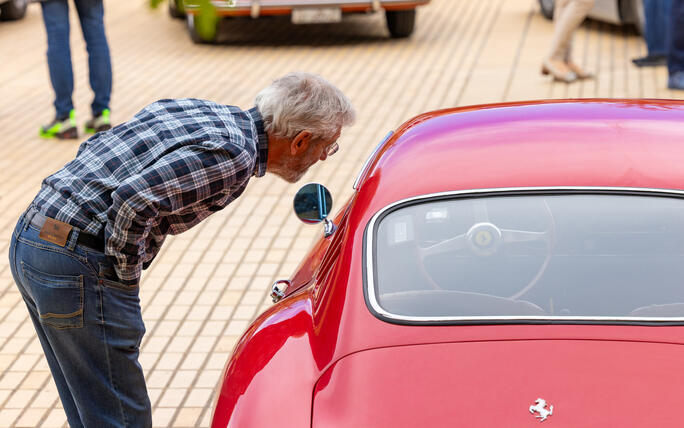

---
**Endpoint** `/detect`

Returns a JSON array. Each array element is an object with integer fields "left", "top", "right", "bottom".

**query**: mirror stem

[{"left": 324, "top": 218, "right": 336, "bottom": 237}]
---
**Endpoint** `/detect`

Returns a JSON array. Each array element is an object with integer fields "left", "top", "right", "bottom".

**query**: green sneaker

[
  {"left": 39, "top": 110, "right": 78, "bottom": 139},
  {"left": 85, "top": 109, "right": 111, "bottom": 134}
]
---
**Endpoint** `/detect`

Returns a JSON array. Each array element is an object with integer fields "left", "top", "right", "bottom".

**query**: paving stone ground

[{"left": 1, "top": 0, "right": 682, "bottom": 426}]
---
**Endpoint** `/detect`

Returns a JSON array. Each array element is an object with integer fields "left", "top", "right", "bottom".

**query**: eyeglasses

[{"left": 325, "top": 142, "right": 339, "bottom": 157}]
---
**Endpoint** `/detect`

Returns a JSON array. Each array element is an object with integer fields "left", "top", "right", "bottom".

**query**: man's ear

[{"left": 290, "top": 131, "right": 313, "bottom": 155}]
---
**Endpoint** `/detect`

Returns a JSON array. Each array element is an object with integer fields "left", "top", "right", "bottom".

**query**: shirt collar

[{"left": 247, "top": 107, "right": 268, "bottom": 178}]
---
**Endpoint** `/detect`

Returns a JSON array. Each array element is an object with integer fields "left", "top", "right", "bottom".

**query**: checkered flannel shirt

[{"left": 33, "top": 98, "right": 268, "bottom": 285}]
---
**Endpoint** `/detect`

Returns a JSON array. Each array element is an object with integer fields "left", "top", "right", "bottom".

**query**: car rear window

[{"left": 368, "top": 192, "right": 684, "bottom": 323}]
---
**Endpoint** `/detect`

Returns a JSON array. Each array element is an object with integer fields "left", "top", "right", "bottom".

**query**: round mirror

[{"left": 293, "top": 183, "right": 333, "bottom": 225}]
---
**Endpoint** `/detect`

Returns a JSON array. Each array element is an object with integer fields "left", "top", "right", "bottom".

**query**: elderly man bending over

[{"left": 7, "top": 72, "right": 355, "bottom": 428}]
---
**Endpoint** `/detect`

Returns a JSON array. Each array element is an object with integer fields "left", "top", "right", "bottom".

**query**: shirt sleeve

[{"left": 105, "top": 143, "right": 253, "bottom": 285}]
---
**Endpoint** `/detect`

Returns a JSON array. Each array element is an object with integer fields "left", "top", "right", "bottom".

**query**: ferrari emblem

[
  {"left": 529, "top": 398, "right": 553, "bottom": 422},
  {"left": 475, "top": 230, "right": 492, "bottom": 246}
]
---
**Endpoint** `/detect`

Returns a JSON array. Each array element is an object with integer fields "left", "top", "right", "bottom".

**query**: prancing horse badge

[{"left": 529, "top": 398, "right": 554, "bottom": 422}]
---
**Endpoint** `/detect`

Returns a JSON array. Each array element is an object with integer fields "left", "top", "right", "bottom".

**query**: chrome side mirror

[{"left": 293, "top": 183, "right": 335, "bottom": 237}]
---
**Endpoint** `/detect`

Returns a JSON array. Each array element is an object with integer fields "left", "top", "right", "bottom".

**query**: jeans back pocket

[{"left": 21, "top": 261, "right": 84, "bottom": 329}]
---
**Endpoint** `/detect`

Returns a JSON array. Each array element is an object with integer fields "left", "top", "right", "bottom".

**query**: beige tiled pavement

[{"left": 1, "top": 0, "right": 683, "bottom": 426}]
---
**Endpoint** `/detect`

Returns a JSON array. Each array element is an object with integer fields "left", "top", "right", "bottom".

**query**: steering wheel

[{"left": 416, "top": 199, "right": 556, "bottom": 299}]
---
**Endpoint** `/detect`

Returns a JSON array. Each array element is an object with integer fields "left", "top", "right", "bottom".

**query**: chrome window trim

[
  {"left": 353, "top": 131, "right": 393, "bottom": 190},
  {"left": 364, "top": 186, "right": 684, "bottom": 324}
]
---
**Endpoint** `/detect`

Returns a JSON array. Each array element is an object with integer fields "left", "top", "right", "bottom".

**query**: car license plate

[{"left": 291, "top": 7, "right": 342, "bottom": 24}]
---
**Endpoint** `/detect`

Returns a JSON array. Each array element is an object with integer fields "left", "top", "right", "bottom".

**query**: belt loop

[
  {"left": 17, "top": 206, "right": 29, "bottom": 229},
  {"left": 23, "top": 206, "right": 37, "bottom": 231},
  {"left": 66, "top": 228, "right": 79, "bottom": 251}
]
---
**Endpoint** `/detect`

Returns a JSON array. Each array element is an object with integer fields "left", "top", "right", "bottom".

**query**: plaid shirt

[{"left": 33, "top": 98, "right": 268, "bottom": 285}]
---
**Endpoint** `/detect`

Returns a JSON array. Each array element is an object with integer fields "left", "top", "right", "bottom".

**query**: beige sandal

[
  {"left": 541, "top": 59, "right": 577, "bottom": 83},
  {"left": 567, "top": 62, "right": 594, "bottom": 80}
]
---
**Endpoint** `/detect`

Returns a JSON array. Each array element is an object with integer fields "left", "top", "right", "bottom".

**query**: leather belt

[{"left": 28, "top": 209, "right": 105, "bottom": 252}]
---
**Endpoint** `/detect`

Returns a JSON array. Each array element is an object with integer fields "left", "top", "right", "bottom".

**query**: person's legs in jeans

[
  {"left": 40, "top": 0, "right": 78, "bottom": 138},
  {"left": 634, "top": 0, "right": 671, "bottom": 66},
  {"left": 74, "top": 0, "right": 111, "bottom": 119},
  {"left": 8, "top": 216, "right": 83, "bottom": 426},
  {"left": 645, "top": 0, "right": 670, "bottom": 56},
  {"left": 668, "top": 0, "right": 684, "bottom": 88},
  {"left": 9, "top": 217, "right": 151, "bottom": 427},
  {"left": 41, "top": 0, "right": 73, "bottom": 119}
]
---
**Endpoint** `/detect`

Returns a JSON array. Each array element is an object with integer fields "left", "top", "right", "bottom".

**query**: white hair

[{"left": 255, "top": 72, "right": 356, "bottom": 140}]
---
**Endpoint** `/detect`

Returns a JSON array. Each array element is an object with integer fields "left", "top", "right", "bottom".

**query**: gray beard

[{"left": 273, "top": 156, "right": 310, "bottom": 183}]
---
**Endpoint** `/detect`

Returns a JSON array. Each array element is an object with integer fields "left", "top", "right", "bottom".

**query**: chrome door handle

[{"left": 271, "top": 279, "right": 291, "bottom": 303}]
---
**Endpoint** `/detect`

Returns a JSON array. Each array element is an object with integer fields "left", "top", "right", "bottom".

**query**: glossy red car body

[{"left": 211, "top": 99, "right": 684, "bottom": 428}]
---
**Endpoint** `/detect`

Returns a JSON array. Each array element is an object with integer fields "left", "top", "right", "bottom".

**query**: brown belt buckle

[{"left": 39, "top": 217, "right": 73, "bottom": 247}]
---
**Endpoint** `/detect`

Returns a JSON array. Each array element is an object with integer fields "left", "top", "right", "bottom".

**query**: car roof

[
  {"left": 357, "top": 99, "right": 684, "bottom": 211},
  {"left": 318, "top": 100, "right": 684, "bottom": 362}
]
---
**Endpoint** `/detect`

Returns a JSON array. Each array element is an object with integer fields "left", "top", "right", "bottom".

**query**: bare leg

[
  {"left": 544, "top": 0, "right": 595, "bottom": 81},
  {"left": 562, "top": 0, "right": 596, "bottom": 78}
]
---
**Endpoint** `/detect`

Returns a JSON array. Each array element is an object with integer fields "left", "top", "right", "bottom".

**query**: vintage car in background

[
  {"left": 211, "top": 99, "right": 684, "bottom": 427},
  {"left": 539, "top": 0, "right": 644, "bottom": 34},
  {"left": 169, "top": 0, "right": 430, "bottom": 43},
  {"left": 0, "top": 0, "right": 27, "bottom": 20}
]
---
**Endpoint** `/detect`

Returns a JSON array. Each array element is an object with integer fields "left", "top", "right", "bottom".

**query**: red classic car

[
  {"left": 211, "top": 99, "right": 684, "bottom": 427},
  {"left": 169, "top": 0, "right": 430, "bottom": 43}
]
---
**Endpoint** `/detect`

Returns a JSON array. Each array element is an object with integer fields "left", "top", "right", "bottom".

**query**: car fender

[{"left": 211, "top": 291, "right": 319, "bottom": 428}]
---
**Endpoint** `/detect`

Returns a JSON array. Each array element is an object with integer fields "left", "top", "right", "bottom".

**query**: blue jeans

[
  {"left": 643, "top": 0, "right": 671, "bottom": 56},
  {"left": 8, "top": 208, "right": 151, "bottom": 428},
  {"left": 41, "top": 0, "right": 112, "bottom": 118},
  {"left": 669, "top": 0, "right": 684, "bottom": 74}
]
